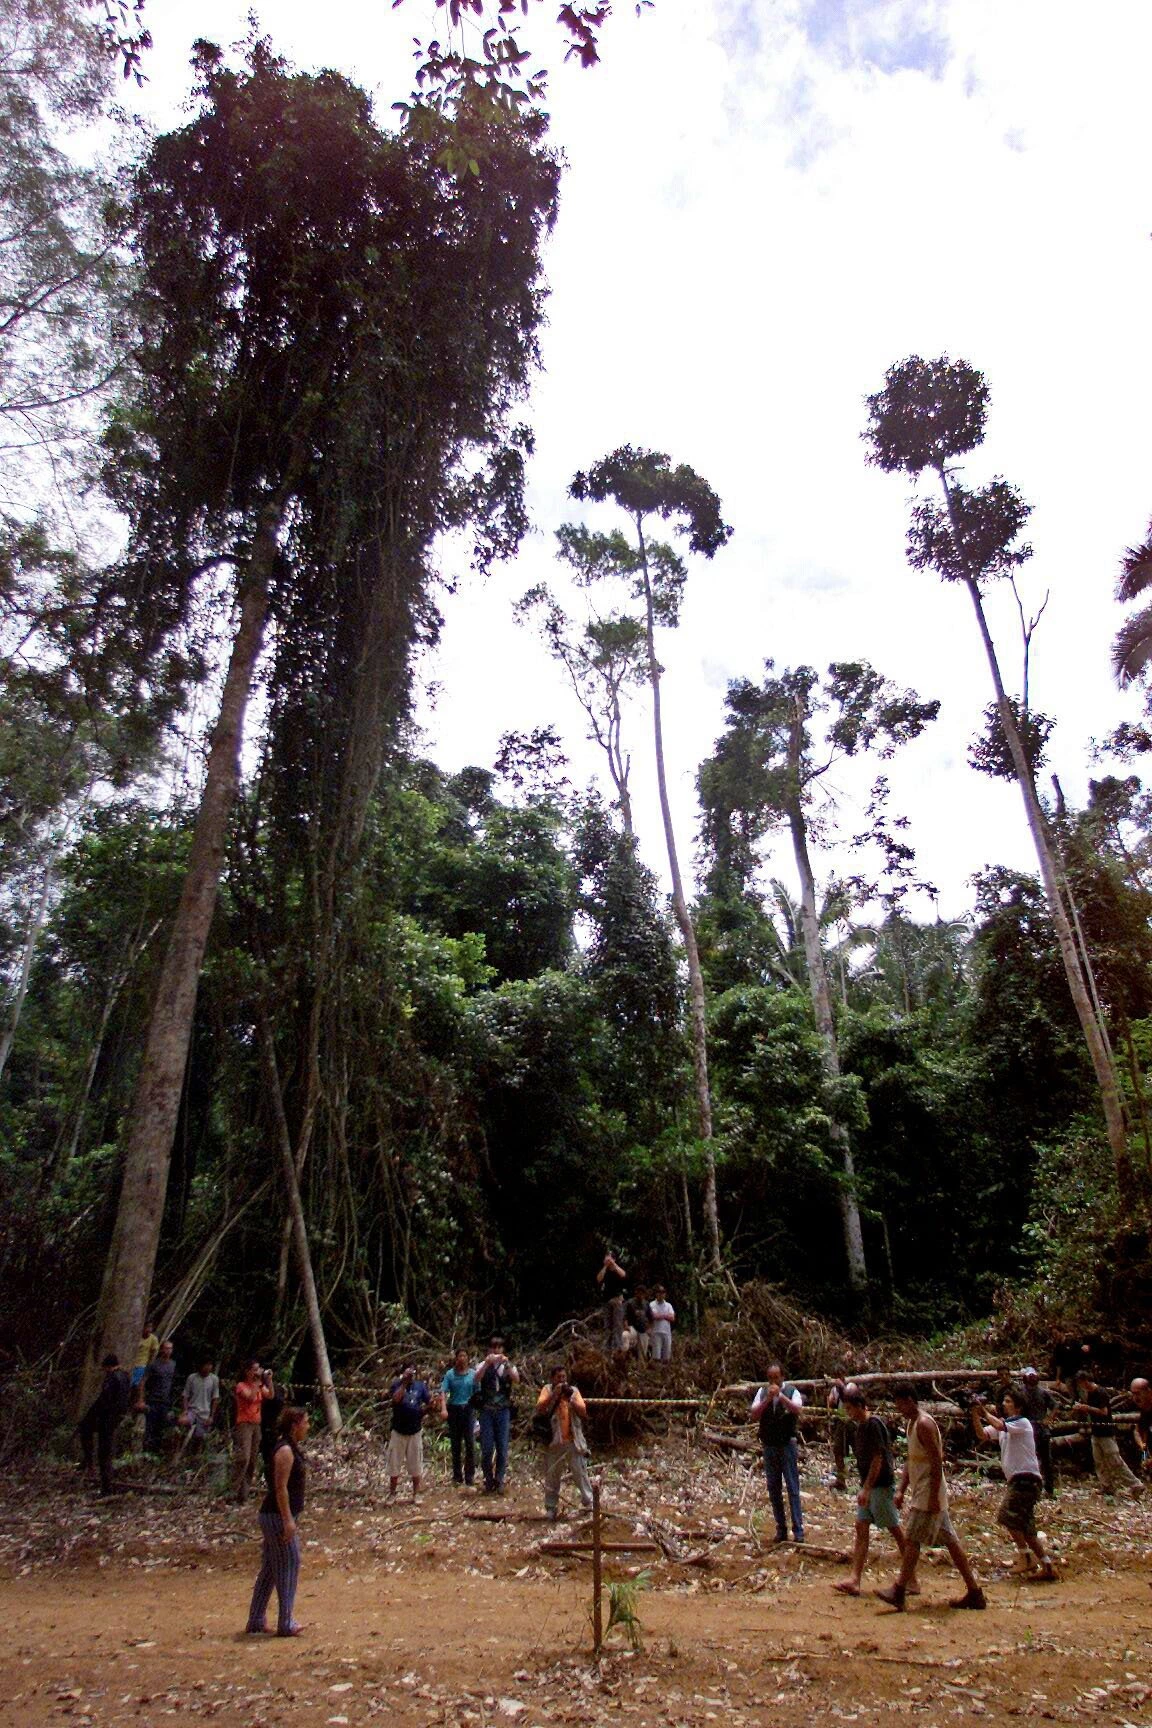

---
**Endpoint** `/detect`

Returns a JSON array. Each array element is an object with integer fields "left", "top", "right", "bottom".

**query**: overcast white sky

[{"left": 127, "top": 0, "right": 1152, "bottom": 919}]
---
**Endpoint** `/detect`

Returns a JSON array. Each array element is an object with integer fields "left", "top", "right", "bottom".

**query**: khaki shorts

[
  {"left": 387, "top": 1429, "right": 423, "bottom": 1479},
  {"left": 903, "top": 1506, "right": 955, "bottom": 1547},
  {"left": 998, "top": 1474, "right": 1042, "bottom": 1534}
]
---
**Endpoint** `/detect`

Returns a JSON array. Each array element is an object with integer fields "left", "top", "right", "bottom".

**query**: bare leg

[
  {"left": 896, "top": 1536, "right": 920, "bottom": 1589},
  {"left": 835, "top": 1522, "right": 870, "bottom": 1593},
  {"left": 893, "top": 1527, "right": 919, "bottom": 1592},
  {"left": 943, "top": 1532, "right": 980, "bottom": 1593}
]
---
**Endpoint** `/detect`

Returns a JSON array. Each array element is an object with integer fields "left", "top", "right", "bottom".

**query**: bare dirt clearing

[{"left": 3, "top": 1440, "right": 1152, "bottom": 1727}]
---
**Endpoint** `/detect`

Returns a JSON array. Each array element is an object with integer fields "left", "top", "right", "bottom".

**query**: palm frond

[
  {"left": 1113, "top": 600, "right": 1152, "bottom": 685},
  {"left": 1117, "top": 534, "right": 1152, "bottom": 604}
]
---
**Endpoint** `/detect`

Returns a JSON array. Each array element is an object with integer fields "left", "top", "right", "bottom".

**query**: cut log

[{"left": 718, "top": 1370, "right": 1045, "bottom": 1397}]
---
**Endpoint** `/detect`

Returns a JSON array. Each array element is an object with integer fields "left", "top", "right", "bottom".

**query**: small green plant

[{"left": 603, "top": 1570, "right": 651, "bottom": 1651}]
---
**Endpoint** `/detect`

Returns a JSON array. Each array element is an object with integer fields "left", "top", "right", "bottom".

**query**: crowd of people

[
  {"left": 79, "top": 1325, "right": 285, "bottom": 1500},
  {"left": 597, "top": 1253, "right": 677, "bottom": 1360},
  {"left": 75, "top": 1303, "right": 1152, "bottom": 1640},
  {"left": 805, "top": 1361, "right": 1151, "bottom": 1610}
]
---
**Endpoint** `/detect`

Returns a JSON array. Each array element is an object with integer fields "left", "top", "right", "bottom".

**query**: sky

[{"left": 124, "top": 0, "right": 1152, "bottom": 920}]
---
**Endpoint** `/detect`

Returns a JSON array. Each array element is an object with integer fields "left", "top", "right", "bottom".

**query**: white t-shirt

[
  {"left": 984, "top": 1415, "right": 1040, "bottom": 1480},
  {"left": 647, "top": 1300, "right": 675, "bottom": 1338}
]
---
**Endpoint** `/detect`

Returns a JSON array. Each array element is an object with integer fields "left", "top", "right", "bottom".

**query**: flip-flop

[{"left": 832, "top": 1581, "right": 861, "bottom": 1595}]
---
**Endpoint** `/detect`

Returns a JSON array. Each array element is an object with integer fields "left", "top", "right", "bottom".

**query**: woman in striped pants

[{"left": 246, "top": 1406, "right": 309, "bottom": 1636}]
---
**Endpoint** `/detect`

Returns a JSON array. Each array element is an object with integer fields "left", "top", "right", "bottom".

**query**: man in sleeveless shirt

[
  {"left": 750, "top": 1365, "right": 805, "bottom": 1543},
  {"left": 875, "top": 1383, "right": 984, "bottom": 1611}
]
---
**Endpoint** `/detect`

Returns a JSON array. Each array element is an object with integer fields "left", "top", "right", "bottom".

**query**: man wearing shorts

[
  {"left": 876, "top": 1383, "right": 984, "bottom": 1612},
  {"left": 833, "top": 1387, "right": 916, "bottom": 1597},
  {"left": 970, "top": 1387, "right": 1055, "bottom": 1579},
  {"left": 388, "top": 1364, "right": 432, "bottom": 1501}
]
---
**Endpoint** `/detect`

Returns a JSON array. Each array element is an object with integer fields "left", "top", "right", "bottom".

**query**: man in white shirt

[
  {"left": 970, "top": 1388, "right": 1056, "bottom": 1579},
  {"left": 647, "top": 1286, "right": 675, "bottom": 1363},
  {"left": 750, "top": 1366, "right": 804, "bottom": 1543}
]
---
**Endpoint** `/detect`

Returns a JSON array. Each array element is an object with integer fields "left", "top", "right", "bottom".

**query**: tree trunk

[
  {"left": 939, "top": 471, "right": 1136, "bottom": 1206},
  {"left": 0, "top": 858, "right": 53, "bottom": 1085},
  {"left": 261, "top": 1019, "right": 343, "bottom": 1434},
  {"left": 50, "top": 917, "right": 162, "bottom": 1183},
  {"left": 636, "top": 519, "right": 721, "bottom": 1273},
  {"left": 607, "top": 686, "right": 634, "bottom": 839},
  {"left": 786, "top": 706, "right": 868, "bottom": 1294},
  {"left": 81, "top": 499, "right": 286, "bottom": 1410}
]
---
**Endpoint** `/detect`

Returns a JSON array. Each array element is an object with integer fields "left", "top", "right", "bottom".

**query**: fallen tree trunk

[{"left": 719, "top": 1370, "right": 1048, "bottom": 1397}]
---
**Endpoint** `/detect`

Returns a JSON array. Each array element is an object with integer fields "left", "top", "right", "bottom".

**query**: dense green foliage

[
  {"left": 5, "top": 731, "right": 1151, "bottom": 1367},
  {"left": 3, "top": 24, "right": 1152, "bottom": 1391}
]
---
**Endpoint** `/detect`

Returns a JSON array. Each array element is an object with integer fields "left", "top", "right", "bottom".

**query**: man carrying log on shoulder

[
  {"left": 1073, "top": 1367, "right": 1144, "bottom": 1498},
  {"left": 875, "top": 1383, "right": 985, "bottom": 1613},
  {"left": 832, "top": 1386, "right": 917, "bottom": 1598}
]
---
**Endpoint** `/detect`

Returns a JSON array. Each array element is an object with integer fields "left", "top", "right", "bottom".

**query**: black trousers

[
  {"left": 78, "top": 1409, "right": 118, "bottom": 1493},
  {"left": 447, "top": 1405, "right": 475, "bottom": 1484}
]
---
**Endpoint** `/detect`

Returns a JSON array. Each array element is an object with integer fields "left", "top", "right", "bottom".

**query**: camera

[{"left": 953, "top": 1386, "right": 988, "bottom": 1410}]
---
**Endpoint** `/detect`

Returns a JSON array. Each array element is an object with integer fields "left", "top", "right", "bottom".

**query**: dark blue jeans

[
  {"left": 479, "top": 1405, "right": 511, "bottom": 1490},
  {"left": 762, "top": 1439, "right": 804, "bottom": 1541}
]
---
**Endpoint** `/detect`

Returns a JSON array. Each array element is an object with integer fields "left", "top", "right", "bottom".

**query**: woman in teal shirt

[{"left": 440, "top": 1348, "right": 477, "bottom": 1486}]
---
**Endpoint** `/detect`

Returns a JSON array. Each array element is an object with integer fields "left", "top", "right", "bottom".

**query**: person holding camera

[
  {"left": 969, "top": 1386, "right": 1056, "bottom": 1580},
  {"left": 536, "top": 1364, "right": 594, "bottom": 1521},
  {"left": 233, "top": 1359, "right": 275, "bottom": 1503},
  {"left": 388, "top": 1363, "right": 432, "bottom": 1501},
  {"left": 474, "top": 1336, "right": 520, "bottom": 1495},
  {"left": 750, "top": 1365, "right": 805, "bottom": 1544}
]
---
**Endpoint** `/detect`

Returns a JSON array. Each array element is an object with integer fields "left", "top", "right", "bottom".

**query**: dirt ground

[{"left": 3, "top": 1431, "right": 1152, "bottom": 1728}]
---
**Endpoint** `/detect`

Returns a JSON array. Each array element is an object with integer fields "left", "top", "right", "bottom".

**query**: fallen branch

[
  {"left": 539, "top": 1539, "right": 660, "bottom": 1554},
  {"left": 703, "top": 1426, "right": 758, "bottom": 1454}
]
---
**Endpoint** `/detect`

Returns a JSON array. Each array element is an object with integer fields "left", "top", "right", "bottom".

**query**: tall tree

[
  {"left": 0, "top": 0, "right": 120, "bottom": 498},
  {"left": 562, "top": 447, "right": 732, "bottom": 1272},
  {"left": 865, "top": 355, "right": 1136, "bottom": 1206},
  {"left": 699, "top": 660, "right": 938, "bottom": 1294},
  {"left": 85, "top": 41, "right": 559, "bottom": 1407}
]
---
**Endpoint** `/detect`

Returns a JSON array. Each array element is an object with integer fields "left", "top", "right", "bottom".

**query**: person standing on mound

[
  {"left": 246, "top": 1406, "right": 308, "bottom": 1637},
  {"left": 875, "top": 1383, "right": 985, "bottom": 1612},
  {"left": 832, "top": 1387, "right": 916, "bottom": 1598}
]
